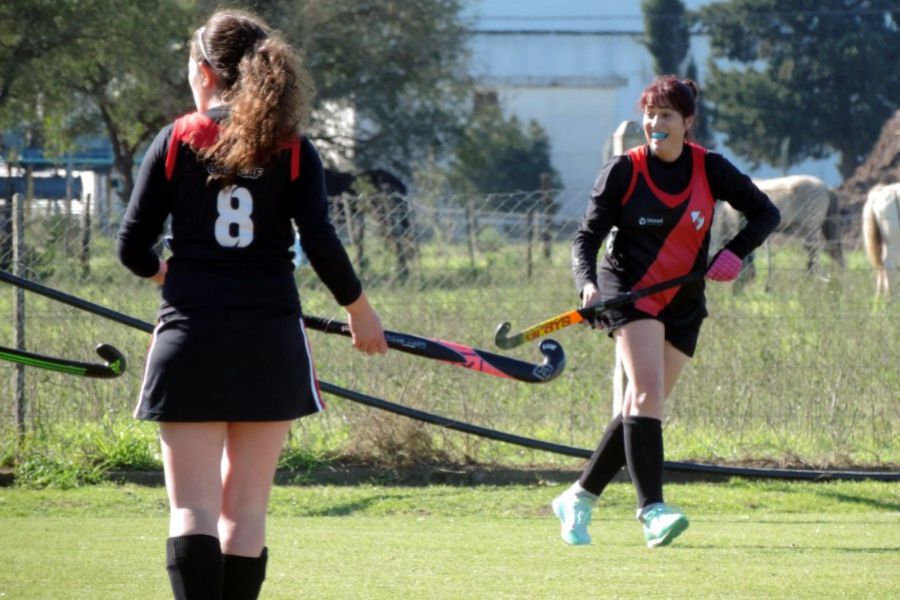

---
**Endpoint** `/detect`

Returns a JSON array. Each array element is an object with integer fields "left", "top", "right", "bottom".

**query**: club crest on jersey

[{"left": 690, "top": 210, "right": 705, "bottom": 231}]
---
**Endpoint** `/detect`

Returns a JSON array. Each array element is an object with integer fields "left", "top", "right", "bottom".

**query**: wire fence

[{"left": 0, "top": 186, "right": 896, "bottom": 468}]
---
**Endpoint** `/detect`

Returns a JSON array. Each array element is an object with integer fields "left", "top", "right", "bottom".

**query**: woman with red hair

[{"left": 553, "top": 75, "right": 779, "bottom": 548}]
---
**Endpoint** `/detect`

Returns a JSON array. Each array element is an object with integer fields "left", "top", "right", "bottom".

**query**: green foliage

[
  {"left": 684, "top": 57, "right": 716, "bottom": 149},
  {"left": 3, "top": 0, "right": 474, "bottom": 191},
  {"left": 215, "top": 0, "right": 473, "bottom": 175},
  {"left": 1, "top": 0, "right": 194, "bottom": 201},
  {"left": 447, "top": 102, "right": 562, "bottom": 208},
  {"left": 696, "top": 0, "right": 900, "bottom": 177},
  {"left": 642, "top": 0, "right": 690, "bottom": 75},
  {"left": 9, "top": 421, "right": 160, "bottom": 488},
  {"left": 89, "top": 419, "right": 160, "bottom": 471}
]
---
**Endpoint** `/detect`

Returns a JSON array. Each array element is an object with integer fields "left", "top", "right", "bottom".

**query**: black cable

[{"left": 319, "top": 381, "right": 900, "bottom": 483}]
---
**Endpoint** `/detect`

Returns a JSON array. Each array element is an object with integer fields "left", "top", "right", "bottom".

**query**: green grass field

[{"left": 1, "top": 480, "right": 898, "bottom": 599}]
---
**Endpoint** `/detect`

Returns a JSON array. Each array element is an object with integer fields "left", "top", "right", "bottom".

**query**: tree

[
  {"left": 4, "top": 0, "right": 473, "bottom": 200},
  {"left": 641, "top": 0, "right": 714, "bottom": 148},
  {"left": 65, "top": 2, "right": 192, "bottom": 200},
  {"left": 245, "top": 0, "right": 473, "bottom": 176},
  {"left": 2, "top": 0, "right": 193, "bottom": 203},
  {"left": 696, "top": 0, "right": 900, "bottom": 178},
  {"left": 642, "top": 0, "right": 690, "bottom": 75},
  {"left": 0, "top": 1, "right": 101, "bottom": 111},
  {"left": 683, "top": 56, "right": 715, "bottom": 149},
  {"left": 447, "top": 99, "right": 561, "bottom": 211}
]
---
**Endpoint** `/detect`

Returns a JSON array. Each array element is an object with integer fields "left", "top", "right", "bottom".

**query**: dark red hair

[{"left": 639, "top": 75, "right": 699, "bottom": 118}]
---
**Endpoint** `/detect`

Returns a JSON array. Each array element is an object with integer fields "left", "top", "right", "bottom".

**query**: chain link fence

[{"left": 0, "top": 184, "right": 896, "bottom": 467}]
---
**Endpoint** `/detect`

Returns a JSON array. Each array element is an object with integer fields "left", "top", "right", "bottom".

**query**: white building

[{"left": 464, "top": 0, "right": 841, "bottom": 216}]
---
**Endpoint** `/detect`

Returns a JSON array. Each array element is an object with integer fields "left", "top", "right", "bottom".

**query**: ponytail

[{"left": 191, "top": 10, "right": 315, "bottom": 180}]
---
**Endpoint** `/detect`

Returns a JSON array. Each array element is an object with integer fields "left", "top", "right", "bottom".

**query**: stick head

[
  {"left": 532, "top": 338, "right": 566, "bottom": 382},
  {"left": 94, "top": 344, "right": 126, "bottom": 377},
  {"left": 494, "top": 321, "right": 519, "bottom": 350}
]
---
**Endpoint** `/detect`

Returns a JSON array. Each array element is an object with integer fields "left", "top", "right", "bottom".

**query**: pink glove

[{"left": 706, "top": 249, "right": 743, "bottom": 282}]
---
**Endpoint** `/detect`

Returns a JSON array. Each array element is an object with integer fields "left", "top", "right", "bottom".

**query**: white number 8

[{"left": 215, "top": 185, "right": 254, "bottom": 248}]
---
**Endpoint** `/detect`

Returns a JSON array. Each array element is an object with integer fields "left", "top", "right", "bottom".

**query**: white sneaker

[{"left": 552, "top": 493, "right": 593, "bottom": 545}]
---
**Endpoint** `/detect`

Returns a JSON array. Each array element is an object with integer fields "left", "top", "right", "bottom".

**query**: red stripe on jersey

[
  {"left": 620, "top": 149, "right": 642, "bottom": 207},
  {"left": 627, "top": 143, "right": 714, "bottom": 315},
  {"left": 165, "top": 112, "right": 302, "bottom": 181},
  {"left": 165, "top": 112, "right": 219, "bottom": 181},
  {"left": 283, "top": 137, "right": 301, "bottom": 181}
]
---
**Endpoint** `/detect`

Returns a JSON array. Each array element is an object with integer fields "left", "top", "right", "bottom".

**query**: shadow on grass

[
  {"left": 810, "top": 489, "right": 900, "bottom": 512},
  {"left": 680, "top": 542, "right": 900, "bottom": 554},
  {"left": 303, "top": 494, "right": 417, "bottom": 517}
]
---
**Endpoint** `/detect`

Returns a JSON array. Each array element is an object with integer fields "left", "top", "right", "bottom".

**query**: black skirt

[{"left": 135, "top": 310, "right": 324, "bottom": 422}]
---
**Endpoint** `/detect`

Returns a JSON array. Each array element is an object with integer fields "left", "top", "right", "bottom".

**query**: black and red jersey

[
  {"left": 573, "top": 143, "right": 780, "bottom": 323},
  {"left": 117, "top": 107, "right": 361, "bottom": 317}
]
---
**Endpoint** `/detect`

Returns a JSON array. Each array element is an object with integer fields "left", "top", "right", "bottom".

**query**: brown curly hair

[{"left": 190, "top": 10, "right": 315, "bottom": 179}]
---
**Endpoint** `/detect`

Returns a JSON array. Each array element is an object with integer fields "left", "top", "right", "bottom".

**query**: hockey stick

[
  {"left": 0, "top": 343, "right": 126, "bottom": 379},
  {"left": 494, "top": 272, "right": 704, "bottom": 349},
  {"left": 304, "top": 316, "right": 564, "bottom": 383},
  {"left": 0, "top": 269, "right": 565, "bottom": 383}
]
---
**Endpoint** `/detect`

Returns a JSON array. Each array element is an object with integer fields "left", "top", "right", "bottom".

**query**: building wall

[{"left": 466, "top": 0, "right": 841, "bottom": 216}]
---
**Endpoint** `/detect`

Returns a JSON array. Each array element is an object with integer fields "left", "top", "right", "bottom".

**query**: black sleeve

[
  {"left": 292, "top": 138, "right": 362, "bottom": 306},
  {"left": 706, "top": 153, "right": 781, "bottom": 259},
  {"left": 116, "top": 125, "right": 173, "bottom": 278},
  {"left": 572, "top": 155, "right": 632, "bottom": 294}
]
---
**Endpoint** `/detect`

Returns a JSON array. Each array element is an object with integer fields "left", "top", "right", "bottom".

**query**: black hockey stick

[
  {"left": 0, "top": 269, "right": 155, "bottom": 333},
  {"left": 0, "top": 269, "right": 565, "bottom": 383},
  {"left": 0, "top": 343, "right": 126, "bottom": 379},
  {"left": 304, "top": 316, "right": 564, "bottom": 383},
  {"left": 494, "top": 272, "right": 704, "bottom": 349}
]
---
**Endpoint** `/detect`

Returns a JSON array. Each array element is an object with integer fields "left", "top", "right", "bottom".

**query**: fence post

[
  {"left": 1, "top": 161, "right": 15, "bottom": 270},
  {"left": 540, "top": 173, "right": 552, "bottom": 260},
  {"left": 465, "top": 199, "right": 477, "bottom": 270},
  {"left": 80, "top": 192, "right": 92, "bottom": 276},
  {"left": 12, "top": 192, "right": 27, "bottom": 441},
  {"left": 527, "top": 208, "right": 536, "bottom": 279},
  {"left": 97, "top": 172, "right": 110, "bottom": 232},
  {"left": 339, "top": 195, "right": 364, "bottom": 274},
  {"left": 608, "top": 121, "right": 643, "bottom": 414}
]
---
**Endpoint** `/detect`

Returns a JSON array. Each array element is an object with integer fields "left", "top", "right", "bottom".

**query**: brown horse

[
  {"left": 712, "top": 175, "right": 844, "bottom": 288},
  {"left": 862, "top": 182, "right": 900, "bottom": 299}
]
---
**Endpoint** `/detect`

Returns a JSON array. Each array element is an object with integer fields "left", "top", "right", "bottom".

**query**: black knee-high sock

[
  {"left": 166, "top": 534, "right": 223, "bottom": 600},
  {"left": 578, "top": 414, "right": 626, "bottom": 495},
  {"left": 623, "top": 416, "right": 664, "bottom": 509},
  {"left": 222, "top": 548, "right": 268, "bottom": 600}
]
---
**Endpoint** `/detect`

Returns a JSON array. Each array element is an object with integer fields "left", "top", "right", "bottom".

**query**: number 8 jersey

[{"left": 117, "top": 107, "right": 361, "bottom": 318}]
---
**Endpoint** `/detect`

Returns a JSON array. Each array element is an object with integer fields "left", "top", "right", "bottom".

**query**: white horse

[{"left": 862, "top": 182, "right": 900, "bottom": 299}]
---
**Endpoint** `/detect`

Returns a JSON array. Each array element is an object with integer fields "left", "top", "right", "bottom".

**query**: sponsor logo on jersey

[
  {"left": 207, "top": 165, "right": 265, "bottom": 179},
  {"left": 690, "top": 210, "right": 705, "bottom": 231},
  {"left": 638, "top": 216, "right": 664, "bottom": 226}
]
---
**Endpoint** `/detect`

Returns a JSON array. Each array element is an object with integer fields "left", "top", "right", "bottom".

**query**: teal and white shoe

[
  {"left": 638, "top": 503, "right": 689, "bottom": 548},
  {"left": 552, "top": 493, "right": 593, "bottom": 546}
]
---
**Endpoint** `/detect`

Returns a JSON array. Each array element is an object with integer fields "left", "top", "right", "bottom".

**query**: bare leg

[
  {"left": 218, "top": 421, "right": 292, "bottom": 557},
  {"left": 160, "top": 422, "right": 228, "bottom": 599},
  {"left": 160, "top": 422, "right": 228, "bottom": 537}
]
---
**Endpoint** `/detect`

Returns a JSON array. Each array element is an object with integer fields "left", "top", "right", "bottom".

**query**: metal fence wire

[{"left": 0, "top": 186, "right": 896, "bottom": 468}]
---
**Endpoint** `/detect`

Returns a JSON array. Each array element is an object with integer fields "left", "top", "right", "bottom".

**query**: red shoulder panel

[
  {"left": 164, "top": 112, "right": 219, "bottom": 181},
  {"left": 165, "top": 114, "right": 301, "bottom": 182},
  {"left": 621, "top": 146, "right": 646, "bottom": 207}
]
